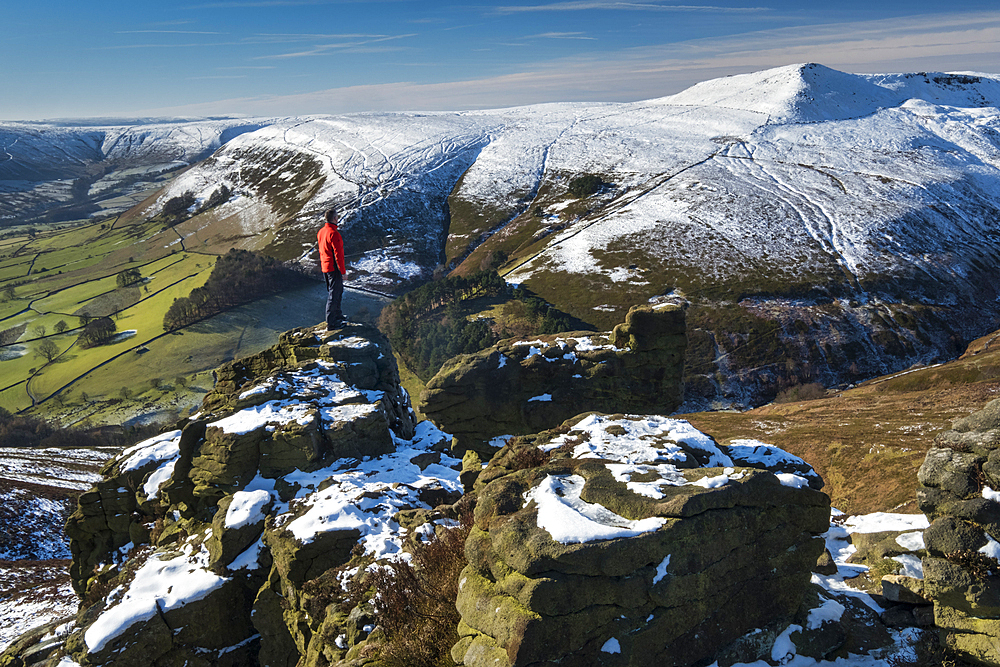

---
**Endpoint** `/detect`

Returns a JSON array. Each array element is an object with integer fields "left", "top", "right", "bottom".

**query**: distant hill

[{"left": 5, "top": 63, "right": 1000, "bottom": 407}]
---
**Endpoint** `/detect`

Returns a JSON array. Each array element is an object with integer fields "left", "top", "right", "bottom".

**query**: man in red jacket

[{"left": 318, "top": 208, "right": 346, "bottom": 329}]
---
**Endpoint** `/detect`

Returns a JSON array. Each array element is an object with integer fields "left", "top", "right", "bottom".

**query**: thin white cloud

[
  {"left": 116, "top": 30, "right": 226, "bottom": 35},
  {"left": 255, "top": 33, "right": 417, "bottom": 58},
  {"left": 188, "top": 75, "right": 249, "bottom": 79},
  {"left": 97, "top": 41, "right": 244, "bottom": 49},
  {"left": 494, "top": 1, "right": 772, "bottom": 14},
  {"left": 134, "top": 10, "right": 1000, "bottom": 118},
  {"left": 528, "top": 32, "right": 597, "bottom": 40},
  {"left": 249, "top": 33, "right": 388, "bottom": 40}
]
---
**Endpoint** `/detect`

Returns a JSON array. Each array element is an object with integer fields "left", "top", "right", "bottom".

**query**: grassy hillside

[
  {"left": 0, "top": 218, "right": 217, "bottom": 414},
  {"left": 0, "top": 211, "right": 385, "bottom": 426},
  {"left": 680, "top": 331, "right": 1000, "bottom": 515}
]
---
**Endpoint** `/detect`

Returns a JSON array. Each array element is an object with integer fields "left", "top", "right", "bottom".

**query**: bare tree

[{"left": 36, "top": 339, "right": 59, "bottom": 362}]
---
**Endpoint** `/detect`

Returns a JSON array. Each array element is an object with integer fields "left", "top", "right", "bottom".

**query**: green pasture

[
  {"left": 0, "top": 256, "right": 35, "bottom": 282},
  {"left": 0, "top": 297, "right": 30, "bottom": 322},
  {"left": 0, "top": 235, "right": 30, "bottom": 251},
  {"left": 2, "top": 251, "right": 210, "bottom": 333},
  {"left": 1, "top": 210, "right": 388, "bottom": 425},
  {"left": 25, "top": 261, "right": 214, "bottom": 403},
  {"left": 0, "top": 251, "right": 215, "bottom": 413},
  {"left": 57, "top": 280, "right": 330, "bottom": 404},
  {"left": 0, "top": 334, "right": 78, "bottom": 412}
]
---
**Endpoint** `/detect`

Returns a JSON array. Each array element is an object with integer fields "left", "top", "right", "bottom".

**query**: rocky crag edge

[{"left": 0, "top": 306, "right": 974, "bottom": 667}]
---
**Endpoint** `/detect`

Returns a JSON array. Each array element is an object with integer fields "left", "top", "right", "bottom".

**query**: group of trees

[
  {"left": 116, "top": 267, "right": 142, "bottom": 288},
  {"left": 74, "top": 287, "right": 141, "bottom": 320},
  {"left": 160, "top": 185, "right": 231, "bottom": 227},
  {"left": 568, "top": 174, "right": 607, "bottom": 198},
  {"left": 161, "top": 192, "right": 196, "bottom": 222},
  {"left": 378, "top": 271, "right": 508, "bottom": 380},
  {"left": 377, "top": 270, "right": 577, "bottom": 382},
  {"left": 0, "top": 407, "right": 105, "bottom": 448},
  {"left": 163, "top": 249, "right": 309, "bottom": 331},
  {"left": 77, "top": 317, "right": 117, "bottom": 348},
  {"left": 0, "top": 407, "right": 161, "bottom": 449},
  {"left": 0, "top": 323, "right": 26, "bottom": 346}
]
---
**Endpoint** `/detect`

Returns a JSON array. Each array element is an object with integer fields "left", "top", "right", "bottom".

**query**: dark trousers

[{"left": 324, "top": 270, "right": 344, "bottom": 327}]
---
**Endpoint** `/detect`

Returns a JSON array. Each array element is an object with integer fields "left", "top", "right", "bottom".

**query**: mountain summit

[
  {"left": 660, "top": 63, "right": 903, "bottom": 123},
  {"left": 4, "top": 63, "right": 1000, "bottom": 406}
]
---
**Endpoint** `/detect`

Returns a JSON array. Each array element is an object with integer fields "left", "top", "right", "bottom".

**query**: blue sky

[{"left": 4, "top": 1, "right": 1000, "bottom": 120}]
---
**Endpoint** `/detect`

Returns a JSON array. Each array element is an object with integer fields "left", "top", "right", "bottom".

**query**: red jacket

[{"left": 317, "top": 222, "right": 345, "bottom": 274}]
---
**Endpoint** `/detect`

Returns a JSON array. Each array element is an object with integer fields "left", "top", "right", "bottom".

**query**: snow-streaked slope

[
  {"left": 0, "top": 118, "right": 270, "bottom": 181},
  {"left": 503, "top": 64, "right": 1000, "bottom": 293},
  {"left": 659, "top": 63, "right": 901, "bottom": 123},
  {"left": 6, "top": 63, "right": 1000, "bottom": 400},
  {"left": 0, "top": 118, "right": 272, "bottom": 222}
]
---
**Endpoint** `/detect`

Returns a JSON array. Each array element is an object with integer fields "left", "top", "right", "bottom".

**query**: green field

[
  {"left": 1, "top": 217, "right": 388, "bottom": 427},
  {"left": 0, "top": 217, "right": 220, "bottom": 415}
]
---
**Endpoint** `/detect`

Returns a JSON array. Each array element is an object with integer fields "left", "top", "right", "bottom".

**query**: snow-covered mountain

[
  {"left": 6, "top": 63, "right": 1000, "bottom": 404},
  {"left": 0, "top": 118, "right": 270, "bottom": 223}
]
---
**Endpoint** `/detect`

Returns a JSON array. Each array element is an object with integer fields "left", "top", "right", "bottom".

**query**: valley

[
  {"left": 0, "top": 217, "right": 387, "bottom": 426},
  {"left": 6, "top": 65, "right": 1000, "bottom": 412},
  {"left": 3, "top": 62, "right": 1000, "bottom": 665}
]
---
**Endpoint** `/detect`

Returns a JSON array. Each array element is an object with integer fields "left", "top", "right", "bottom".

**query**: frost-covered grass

[
  {"left": 0, "top": 447, "right": 113, "bottom": 494},
  {"left": 0, "top": 562, "right": 76, "bottom": 652}
]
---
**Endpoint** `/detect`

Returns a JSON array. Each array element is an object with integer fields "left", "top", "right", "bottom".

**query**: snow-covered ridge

[
  {"left": 0, "top": 117, "right": 274, "bottom": 179},
  {"left": 7, "top": 63, "right": 1000, "bottom": 402},
  {"left": 657, "top": 63, "right": 1000, "bottom": 124}
]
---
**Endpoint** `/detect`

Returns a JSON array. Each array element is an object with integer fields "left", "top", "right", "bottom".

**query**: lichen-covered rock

[
  {"left": 419, "top": 304, "right": 686, "bottom": 453},
  {"left": 453, "top": 413, "right": 830, "bottom": 667},
  {"left": 915, "top": 399, "right": 1000, "bottom": 666},
  {"left": 43, "top": 324, "right": 464, "bottom": 667}
]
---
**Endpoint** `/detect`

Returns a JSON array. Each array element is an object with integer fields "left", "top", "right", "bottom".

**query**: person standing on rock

[{"left": 318, "top": 208, "right": 347, "bottom": 329}]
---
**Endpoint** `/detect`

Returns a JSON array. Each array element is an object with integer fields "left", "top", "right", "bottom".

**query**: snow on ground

[
  {"left": 0, "top": 488, "right": 73, "bottom": 561},
  {"left": 0, "top": 345, "right": 27, "bottom": 361},
  {"left": 0, "top": 445, "right": 119, "bottom": 651},
  {"left": 0, "top": 566, "right": 76, "bottom": 652},
  {"left": 8, "top": 64, "right": 1000, "bottom": 298},
  {"left": 77, "top": 418, "right": 461, "bottom": 654},
  {"left": 711, "top": 511, "right": 930, "bottom": 667},
  {"left": 526, "top": 473, "right": 666, "bottom": 543},
  {"left": 0, "top": 446, "right": 115, "bottom": 491},
  {"left": 83, "top": 541, "right": 227, "bottom": 653},
  {"left": 268, "top": 423, "right": 461, "bottom": 560}
]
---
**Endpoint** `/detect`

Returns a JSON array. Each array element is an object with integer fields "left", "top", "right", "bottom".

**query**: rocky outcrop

[
  {"left": 4, "top": 317, "right": 865, "bottom": 667},
  {"left": 419, "top": 304, "right": 686, "bottom": 453},
  {"left": 38, "top": 323, "right": 465, "bottom": 667},
  {"left": 916, "top": 398, "right": 1000, "bottom": 666},
  {"left": 453, "top": 413, "right": 831, "bottom": 667}
]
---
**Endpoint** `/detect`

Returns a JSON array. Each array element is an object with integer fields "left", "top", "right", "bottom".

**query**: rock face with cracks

[
  {"left": 25, "top": 323, "right": 466, "bottom": 667},
  {"left": 3, "top": 317, "right": 848, "bottom": 667},
  {"left": 418, "top": 304, "right": 686, "bottom": 453},
  {"left": 916, "top": 397, "right": 1000, "bottom": 666},
  {"left": 452, "top": 412, "right": 831, "bottom": 667}
]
